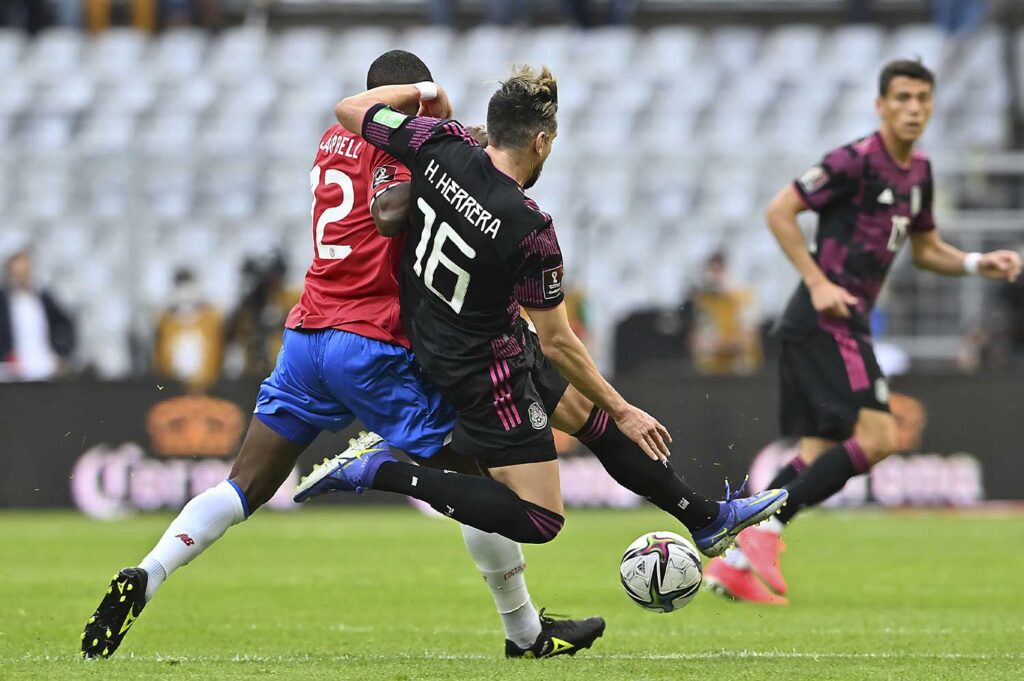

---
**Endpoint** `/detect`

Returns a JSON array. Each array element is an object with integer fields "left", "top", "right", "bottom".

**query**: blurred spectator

[
  {"left": 85, "top": 0, "right": 156, "bottom": 31},
  {"left": 154, "top": 268, "right": 224, "bottom": 390},
  {"left": 0, "top": 0, "right": 52, "bottom": 32},
  {"left": 846, "top": 0, "right": 871, "bottom": 22},
  {"left": 931, "top": 0, "right": 988, "bottom": 34},
  {"left": 161, "top": 0, "right": 222, "bottom": 30},
  {"left": 685, "top": 251, "right": 762, "bottom": 376},
  {"left": 225, "top": 253, "right": 299, "bottom": 379},
  {"left": 51, "top": 0, "right": 81, "bottom": 27},
  {"left": 428, "top": 0, "right": 631, "bottom": 27},
  {"left": 0, "top": 250, "right": 75, "bottom": 381}
]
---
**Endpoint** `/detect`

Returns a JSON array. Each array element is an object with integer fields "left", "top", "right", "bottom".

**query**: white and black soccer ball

[{"left": 619, "top": 531, "right": 703, "bottom": 613}]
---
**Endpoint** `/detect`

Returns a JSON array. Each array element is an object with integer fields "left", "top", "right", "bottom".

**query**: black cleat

[
  {"left": 504, "top": 609, "right": 606, "bottom": 659},
  {"left": 81, "top": 567, "right": 148, "bottom": 659}
]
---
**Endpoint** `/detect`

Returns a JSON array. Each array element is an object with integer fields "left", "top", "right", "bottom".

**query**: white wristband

[
  {"left": 413, "top": 81, "right": 438, "bottom": 102},
  {"left": 963, "top": 252, "right": 982, "bottom": 276}
]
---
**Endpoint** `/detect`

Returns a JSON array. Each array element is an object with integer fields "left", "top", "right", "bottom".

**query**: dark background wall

[{"left": 1, "top": 371, "right": 1020, "bottom": 511}]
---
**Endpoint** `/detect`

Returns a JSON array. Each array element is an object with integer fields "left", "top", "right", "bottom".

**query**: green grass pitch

[{"left": 1, "top": 507, "right": 1022, "bottom": 680}]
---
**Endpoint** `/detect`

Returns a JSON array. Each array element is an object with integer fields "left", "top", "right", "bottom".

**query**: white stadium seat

[{"left": 0, "top": 24, "right": 1012, "bottom": 376}]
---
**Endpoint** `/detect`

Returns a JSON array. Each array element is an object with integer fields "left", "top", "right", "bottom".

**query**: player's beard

[{"left": 523, "top": 160, "right": 544, "bottom": 189}]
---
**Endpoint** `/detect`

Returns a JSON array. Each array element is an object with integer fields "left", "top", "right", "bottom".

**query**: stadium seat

[{"left": 0, "top": 24, "right": 1012, "bottom": 377}]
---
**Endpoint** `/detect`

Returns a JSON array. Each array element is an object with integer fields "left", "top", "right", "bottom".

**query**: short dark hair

[
  {"left": 879, "top": 59, "right": 935, "bottom": 96},
  {"left": 366, "top": 50, "right": 432, "bottom": 90},
  {"left": 486, "top": 65, "right": 558, "bottom": 150}
]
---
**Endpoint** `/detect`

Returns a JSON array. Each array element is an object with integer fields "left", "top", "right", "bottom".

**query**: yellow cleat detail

[
  {"left": 126, "top": 584, "right": 133, "bottom": 591},
  {"left": 89, "top": 617, "right": 95, "bottom": 624},
  {"left": 102, "top": 648, "right": 109, "bottom": 656},
  {"left": 92, "top": 638, "right": 99, "bottom": 646},
  {"left": 106, "top": 629, "right": 112, "bottom": 637},
  {"left": 119, "top": 595, "right": 126, "bottom": 603},
  {"left": 81, "top": 633, "right": 86, "bottom": 640}
]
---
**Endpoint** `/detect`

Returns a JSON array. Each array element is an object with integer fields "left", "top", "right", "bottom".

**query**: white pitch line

[{"left": 13, "top": 651, "right": 1024, "bottom": 663}]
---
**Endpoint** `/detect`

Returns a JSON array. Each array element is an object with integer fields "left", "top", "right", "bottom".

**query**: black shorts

[
  {"left": 444, "top": 333, "right": 569, "bottom": 468},
  {"left": 779, "top": 329, "right": 890, "bottom": 442}
]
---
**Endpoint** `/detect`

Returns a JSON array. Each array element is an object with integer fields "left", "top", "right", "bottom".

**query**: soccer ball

[{"left": 619, "top": 531, "right": 703, "bottom": 613}]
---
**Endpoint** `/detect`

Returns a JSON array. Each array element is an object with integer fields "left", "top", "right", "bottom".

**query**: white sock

[
  {"left": 723, "top": 545, "right": 751, "bottom": 569},
  {"left": 138, "top": 480, "right": 247, "bottom": 602},
  {"left": 761, "top": 516, "right": 785, "bottom": 535},
  {"left": 461, "top": 525, "right": 542, "bottom": 648}
]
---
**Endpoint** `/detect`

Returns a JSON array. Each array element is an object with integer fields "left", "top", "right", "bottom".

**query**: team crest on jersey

[
  {"left": 798, "top": 165, "right": 828, "bottom": 194},
  {"left": 543, "top": 266, "right": 564, "bottom": 301},
  {"left": 910, "top": 186, "right": 921, "bottom": 216},
  {"left": 372, "top": 165, "right": 397, "bottom": 189},
  {"left": 528, "top": 402, "right": 548, "bottom": 430}
]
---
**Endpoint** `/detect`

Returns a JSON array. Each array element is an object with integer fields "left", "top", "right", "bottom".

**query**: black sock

[
  {"left": 766, "top": 454, "right": 807, "bottom": 490},
  {"left": 373, "top": 460, "right": 564, "bottom": 544},
  {"left": 776, "top": 439, "right": 870, "bottom": 524},
  {"left": 574, "top": 407, "right": 719, "bottom": 531}
]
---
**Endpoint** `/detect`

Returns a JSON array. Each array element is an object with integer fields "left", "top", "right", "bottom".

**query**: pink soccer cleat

[
  {"left": 704, "top": 557, "right": 789, "bottom": 605},
  {"left": 736, "top": 526, "right": 788, "bottom": 595}
]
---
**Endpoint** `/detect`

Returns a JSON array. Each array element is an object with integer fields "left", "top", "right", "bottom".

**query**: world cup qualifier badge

[
  {"left": 372, "top": 165, "right": 397, "bottom": 189},
  {"left": 528, "top": 402, "right": 548, "bottom": 430},
  {"left": 542, "top": 265, "right": 564, "bottom": 301}
]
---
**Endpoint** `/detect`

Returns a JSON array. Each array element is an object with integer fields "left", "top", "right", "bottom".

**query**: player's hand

[
  {"left": 465, "top": 124, "right": 489, "bottom": 147},
  {"left": 612, "top": 405, "right": 672, "bottom": 462},
  {"left": 978, "top": 250, "right": 1022, "bottom": 283},
  {"left": 417, "top": 84, "right": 452, "bottom": 119},
  {"left": 809, "top": 280, "right": 859, "bottom": 318}
]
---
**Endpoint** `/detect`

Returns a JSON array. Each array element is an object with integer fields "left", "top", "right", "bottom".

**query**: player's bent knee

[{"left": 513, "top": 503, "right": 564, "bottom": 544}]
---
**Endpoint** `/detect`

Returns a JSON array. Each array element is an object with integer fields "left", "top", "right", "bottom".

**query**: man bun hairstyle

[
  {"left": 879, "top": 59, "right": 935, "bottom": 96},
  {"left": 486, "top": 64, "right": 558, "bottom": 149},
  {"left": 366, "top": 50, "right": 432, "bottom": 90}
]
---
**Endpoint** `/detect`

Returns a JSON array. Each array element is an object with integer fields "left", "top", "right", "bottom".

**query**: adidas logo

[{"left": 877, "top": 188, "right": 894, "bottom": 205}]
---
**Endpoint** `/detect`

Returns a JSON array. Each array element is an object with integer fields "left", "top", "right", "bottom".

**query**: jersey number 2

[
  {"left": 310, "top": 164, "right": 354, "bottom": 260},
  {"left": 413, "top": 198, "right": 476, "bottom": 314}
]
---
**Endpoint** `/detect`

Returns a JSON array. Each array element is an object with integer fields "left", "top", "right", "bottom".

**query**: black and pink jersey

[
  {"left": 360, "top": 104, "right": 564, "bottom": 389},
  {"left": 777, "top": 131, "right": 936, "bottom": 339}
]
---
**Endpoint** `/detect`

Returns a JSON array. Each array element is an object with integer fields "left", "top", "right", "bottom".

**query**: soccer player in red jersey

[
  {"left": 81, "top": 51, "right": 603, "bottom": 660},
  {"left": 705, "top": 60, "right": 1021, "bottom": 604}
]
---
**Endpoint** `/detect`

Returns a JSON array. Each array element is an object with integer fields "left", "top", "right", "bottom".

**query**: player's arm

[
  {"left": 910, "top": 230, "right": 1021, "bottom": 281},
  {"left": 334, "top": 83, "right": 452, "bottom": 137},
  {"left": 371, "top": 183, "right": 411, "bottom": 237},
  {"left": 765, "top": 184, "right": 859, "bottom": 318},
  {"left": 527, "top": 303, "right": 671, "bottom": 462}
]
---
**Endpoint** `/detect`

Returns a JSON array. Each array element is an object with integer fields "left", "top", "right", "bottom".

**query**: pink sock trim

[{"left": 843, "top": 439, "right": 871, "bottom": 474}]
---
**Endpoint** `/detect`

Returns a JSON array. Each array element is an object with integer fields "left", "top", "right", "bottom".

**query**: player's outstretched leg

[
  {"left": 565, "top": 403, "right": 788, "bottom": 558},
  {"left": 81, "top": 419, "right": 305, "bottom": 658},
  {"left": 295, "top": 433, "right": 566, "bottom": 545}
]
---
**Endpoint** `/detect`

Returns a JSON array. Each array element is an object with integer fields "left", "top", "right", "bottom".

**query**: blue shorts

[{"left": 254, "top": 329, "right": 455, "bottom": 459}]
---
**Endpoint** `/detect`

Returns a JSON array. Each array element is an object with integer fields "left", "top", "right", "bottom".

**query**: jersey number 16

[{"left": 413, "top": 198, "right": 477, "bottom": 314}]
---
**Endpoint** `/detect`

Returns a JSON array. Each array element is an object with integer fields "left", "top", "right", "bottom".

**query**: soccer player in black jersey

[
  {"left": 704, "top": 60, "right": 1022, "bottom": 603},
  {"left": 296, "top": 66, "right": 788, "bottom": 559}
]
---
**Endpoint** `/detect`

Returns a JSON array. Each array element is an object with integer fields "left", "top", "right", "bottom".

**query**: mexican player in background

[
  {"left": 704, "top": 59, "right": 1022, "bottom": 603},
  {"left": 81, "top": 51, "right": 601, "bottom": 660}
]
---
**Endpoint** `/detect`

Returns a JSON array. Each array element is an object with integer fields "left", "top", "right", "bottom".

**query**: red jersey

[{"left": 285, "top": 124, "right": 412, "bottom": 346}]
